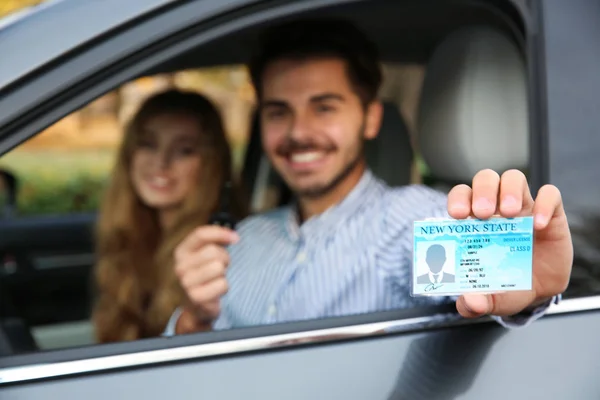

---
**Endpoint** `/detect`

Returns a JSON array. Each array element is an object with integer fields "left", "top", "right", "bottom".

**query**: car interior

[{"left": 0, "top": 0, "right": 529, "bottom": 356}]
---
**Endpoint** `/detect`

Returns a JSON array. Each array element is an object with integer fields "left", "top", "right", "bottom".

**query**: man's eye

[
  {"left": 265, "top": 109, "right": 287, "bottom": 120},
  {"left": 316, "top": 105, "right": 335, "bottom": 113}
]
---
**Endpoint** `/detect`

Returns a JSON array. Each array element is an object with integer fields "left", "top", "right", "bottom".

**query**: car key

[{"left": 208, "top": 181, "right": 237, "bottom": 230}]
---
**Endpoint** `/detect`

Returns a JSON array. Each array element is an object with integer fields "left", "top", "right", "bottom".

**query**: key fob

[
  {"left": 208, "top": 180, "right": 237, "bottom": 230},
  {"left": 208, "top": 211, "right": 237, "bottom": 230}
]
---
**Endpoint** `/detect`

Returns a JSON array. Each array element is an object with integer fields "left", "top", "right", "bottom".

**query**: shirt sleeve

[
  {"left": 161, "top": 306, "right": 183, "bottom": 337},
  {"left": 162, "top": 306, "right": 233, "bottom": 336},
  {"left": 212, "top": 309, "right": 232, "bottom": 331},
  {"left": 492, "top": 294, "right": 560, "bottom": 327}
]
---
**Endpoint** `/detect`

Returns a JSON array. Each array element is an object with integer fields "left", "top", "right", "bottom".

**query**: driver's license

[{"left": 411, "top": 216, "right": 534, "bottom": 296}]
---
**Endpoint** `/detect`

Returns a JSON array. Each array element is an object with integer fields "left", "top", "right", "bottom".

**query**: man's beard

[
  {"left": 295, "top": 146, "right": 363, "bottom": 199},
  {"left": 275, "top": 123, "right": 366, "bottom": 199}
]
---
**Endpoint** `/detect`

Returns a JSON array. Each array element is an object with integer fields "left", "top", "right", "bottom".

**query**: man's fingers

[
  {"left": 178, "top": 259, "right": 227, "bottom": 289},
  {"left": 449, "top": 169, "right": 535, "bottom": 220},
  {"left": 498, "top": 169, "right": 532, "bottom": 217},
  {"left": 457, "top": 292, "right": 537, "bottom": 318},
  {"left": 199, "top": 300, "right": 221, "bottom": 320},
  {"left": 456, "top": 294, "right": 493, "bottom": 318},
  {"left": 175, "top": 244, "right": 230, "bottom": 277},
  {"left": 470, "top": 169, "right": 501, "bottom": 219},
  {"left": 447, "top": 184, "right": 472, "bottom": 219},
  {"left": 175, "top": 225, "right": 239, "bottom": 261},
  {"left": 532, "top": 184, "right": 563, "bottom": 230},
  {"left": 187, "top": 277, "right": 229, "bottom": 306},
  {"left": 173, "top": 226, "right": 236, "bottom": 323}
]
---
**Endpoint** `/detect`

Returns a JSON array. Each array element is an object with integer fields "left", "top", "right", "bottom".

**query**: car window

[
  {"left": 0, "top": 62, "right": 429, "bottom": 353},
  {"left": 0, "top": 0, "right": 540, "bottom": 370}
]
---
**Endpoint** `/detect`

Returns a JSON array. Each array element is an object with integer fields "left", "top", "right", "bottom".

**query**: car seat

[{"left": 417, "top": 25, "right": 529, "bottom": 190}]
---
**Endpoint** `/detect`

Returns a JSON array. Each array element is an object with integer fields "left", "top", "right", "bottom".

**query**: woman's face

[{"left": 131, "top": 112, "right": 203, "bottom": 211}]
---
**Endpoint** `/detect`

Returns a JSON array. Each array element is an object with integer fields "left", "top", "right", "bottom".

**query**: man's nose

[{"left": 287, "top": 112, "right": 313, "bottom": 141}]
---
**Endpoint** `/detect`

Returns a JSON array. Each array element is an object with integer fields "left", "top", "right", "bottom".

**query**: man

[
  {"left": 165, "top": 19, "right": 571, "bottom": 335},
  {"left": 417, "top": 244, "right": 455, "bottom": 285}
]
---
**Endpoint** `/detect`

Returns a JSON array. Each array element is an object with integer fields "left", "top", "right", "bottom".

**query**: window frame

[{"left": 0, "top": 0, "right": 577, "bottom": 386}]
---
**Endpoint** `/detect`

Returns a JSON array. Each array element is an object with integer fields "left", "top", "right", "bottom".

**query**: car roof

[{"left": 0, "top": 0, "right": 175, "bottom": 90}]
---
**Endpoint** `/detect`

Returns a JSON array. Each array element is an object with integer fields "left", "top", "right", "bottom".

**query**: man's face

[{"left": 260, "top": 57, "right": 381, "bottom": 198}]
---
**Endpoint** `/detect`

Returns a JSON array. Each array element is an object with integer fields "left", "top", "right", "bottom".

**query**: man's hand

[
  {"left": 173, "top": 225, "right": 240, "bottom": 332},
  {"left": 447, "top": 169, "right": 572, "bottom": 318}
]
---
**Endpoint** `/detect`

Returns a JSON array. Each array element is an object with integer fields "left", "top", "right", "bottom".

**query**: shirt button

[
  {"left": 268, "top": 305, "right": 277, "bottom": 315},
  {"left": 296, "top": 252, "right": 307, "bottom": 263}
]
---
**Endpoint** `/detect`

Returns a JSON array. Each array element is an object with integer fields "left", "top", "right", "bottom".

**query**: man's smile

[{"left": 285, "top": 150, "right": 330, "bottom": 172}]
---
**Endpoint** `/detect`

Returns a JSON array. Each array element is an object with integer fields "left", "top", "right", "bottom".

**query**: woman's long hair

[{"left": 92, "top": 89, "right": 247, "bottom": 343}]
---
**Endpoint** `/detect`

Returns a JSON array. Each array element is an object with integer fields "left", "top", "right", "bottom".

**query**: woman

[{"left": 92, "top": 89, "right": 247, "bottom": 343}]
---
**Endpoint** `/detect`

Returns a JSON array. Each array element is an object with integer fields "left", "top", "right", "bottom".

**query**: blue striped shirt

[{"left": 165, "top": 169, "right": 552, "bottom": 334}]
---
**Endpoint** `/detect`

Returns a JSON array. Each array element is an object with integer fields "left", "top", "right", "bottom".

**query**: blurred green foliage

[
  {"left": 19, "top": 174, "right": 106, "bottom": 215},
  {"left": 0, "top": 150, "right": 114, "bottom": 216},
  {"left": 0, "top": 146, "right": 247, "bottom": 217}
]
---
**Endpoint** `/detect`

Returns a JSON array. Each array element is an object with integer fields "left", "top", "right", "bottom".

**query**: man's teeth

[{"left": 290, "top": 152, "right": 325, "bottom": 163}]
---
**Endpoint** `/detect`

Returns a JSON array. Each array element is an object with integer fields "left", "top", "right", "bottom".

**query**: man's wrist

[
  {"left": 175, "top": 308, "right": 212, "bottom": 334},
  {"left": 511, "top": 295, "right": 559, "bottom": 319},
  {"left": 494, "top": 295, "right": 559, "bottom": 328},
  {"left": 522, "top": 296, "right": 553, "bottom": 313}
]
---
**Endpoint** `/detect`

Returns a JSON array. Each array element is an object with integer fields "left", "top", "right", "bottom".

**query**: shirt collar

[{"left": 284, "top": 168, "right": 383, "bottom": 240}]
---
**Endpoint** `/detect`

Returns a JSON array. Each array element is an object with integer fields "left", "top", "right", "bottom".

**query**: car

[{"left": 1, "top": 0, "right": 599, "bottom": 398}]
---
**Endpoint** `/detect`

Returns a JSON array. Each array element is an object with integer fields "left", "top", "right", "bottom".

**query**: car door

[{"left": 1, "top": 0, "right": 600, "bottom": 399}]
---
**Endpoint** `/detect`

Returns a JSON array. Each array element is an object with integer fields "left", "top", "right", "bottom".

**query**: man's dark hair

[{"left": 248, "top": 18, "right": 382, "bottom": 108}]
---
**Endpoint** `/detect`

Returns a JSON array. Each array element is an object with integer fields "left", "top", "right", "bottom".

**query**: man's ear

[{"left": 364, "top": 100, "right": 383, "bottom": 140}]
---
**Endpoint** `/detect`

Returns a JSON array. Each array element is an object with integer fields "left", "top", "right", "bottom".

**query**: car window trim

[
  {"left": 0, "top": 0, "right": 182, "bottom": 93},
  {"left": 0, "top": 296, "right": 597, "bottom": 386},
  {"left": 0, "top": 0, "right": 559, "bottom": 385},
  {"left": 0, "top": 304, "right": 458, "bottom": 367},
  {"left": 527, "top": 0, "right": 550, "bottom": 186},
  {"left": 0, "top": 306, "right": 463, "bottom": 385}
]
